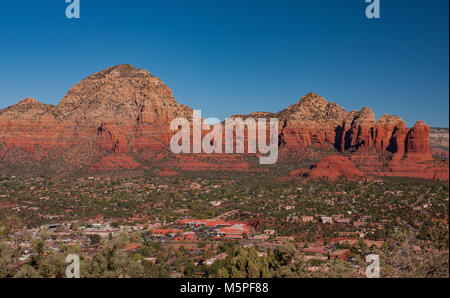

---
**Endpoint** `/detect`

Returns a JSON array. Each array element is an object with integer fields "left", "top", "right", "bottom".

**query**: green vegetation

[{"left": 0, "top": 174, "right": 448, "bottom": 278}]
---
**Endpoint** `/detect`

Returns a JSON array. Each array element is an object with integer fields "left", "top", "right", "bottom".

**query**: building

[
  {"left": 330, "top": 249, "right": 350, "bottom": 260},
  {"left": 150, "top": 228, "right": 182, "bottom": 236},
  {"left": 321, "top": 217, "right": 333, "bottom": 224},
  {"left": 217, "top": 224, "right": 250, "bottom": 236},
  {"left": 125, "top": 243, "right": 142, "bottom": 252},
  {"left": 335, "top": 218, "right": 351, "bottom": 224},
  {"left": 301, "top": 216, "right": 314, "bottom": 223},
  {"left": 264, "top": 229, "right": 276, "bottom": 236},
  {"left": 179, "top": 219, "right": 228, "bottom": 228}
]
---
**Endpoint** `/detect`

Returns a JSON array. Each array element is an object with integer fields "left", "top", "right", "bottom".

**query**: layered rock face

[
  {"left": 59, "top": 64, "right": 192, "bottom": 125},
  {"left": 276, "top": 93, "right": 355, "bottom": 149},
  {"left": 232, "top": 93, "right": 446, "bottom": 180},
  {"left": 265, "top": 93, "right": 432, "bottom": 163},
  {"left": 0, "top": 64, "right": 446, "bottom": 180},
  {"left": 379, "top": 121, "right": 448, "bottom": 180},
  {"left": 271, "top": 93, "right": 412, "bottom": 158},
  {"left": 0, "top": 65, "right": 192, "bottom": 174},
  {"left": 372, "top": 115, "right": 407, "bottom": 157},
  {"left": 404, "top": 121, "right": 433, "bottom": 161}
]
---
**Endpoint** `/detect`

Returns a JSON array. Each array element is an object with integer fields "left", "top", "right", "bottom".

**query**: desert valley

[{"left": 0, "top": 65, "right": 448, "bottom": 278}]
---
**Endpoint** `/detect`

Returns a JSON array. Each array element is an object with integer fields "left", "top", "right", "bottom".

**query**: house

[
  {"left": 264, "top": 229, "right": 276, "bottom": 236},
  {"left": 301, "top": 216, "right": 314, "bottom": 223},
  {"left": 250, "top": 234, "right": 269, "bottom": 242},
  {"left": 335, "top": 218, "right": 351, "bottom": 224},
  {"left": 330, "top": 249, "right": 350, "bottom": 260},
  {"left": 353, "top": 221, "right": 367, "bottom": 228},
  {"left": 125, "top": 243, "right": 142, "bottom": 252},
  {"left": 143, "top": 257, "right": 157, "bottom": 264},
  {"left": 303, "top": 255, "right": 328, "bottom": 261},
  {"left": 302, "top": 247, "right": 329, "bottom": 255},
  {"left": 274, "top": 236, "right": 295, "bottom": 243},
  {"left": 204, "top": 252, "right": 229, "bottom": 266},
  {"left": 321, "top": 217, "right": 333, "bottom": 224},
  {"left": 177, "top": 232, "right": 196, "bottom": 240},
  {"left": 257, "top": 252, "right": 268, "bottom": 258},
  {"left": 179, "top": 219, "right": 228, "bottom": 228},
  {"left": 364, "top": 240, "right": 384, "bottom": 248},
  {"left": 151, "top": 228, "right": 182, "bottom": 236},
  {"left": 217, "top": 224, "right": 251, "bottom": 237},
  {"left": 84, "top": 228, "right": 120, "bottom": 238},
  {"left": 170, "top": 272, "right": 184, "bottom": 278}
]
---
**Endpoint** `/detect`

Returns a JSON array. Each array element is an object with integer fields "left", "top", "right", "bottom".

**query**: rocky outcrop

[
  {"left": 373, "top": 121, "right": 448, "bottom": 181},
  {"left": 344, "top": 107, "right": 376, "bottom": 150},
  {"left": 404, "top": 121, "right": 433, "bottom": 161},
  {"left": 0, "top": 64, "right": 445, "bottom": 180},
  {"left": 272, "top": 93, "right": 412, "bottom": 157},
  {"left": 59, "top": 64, "right": 192, "bottom": 124},
  {"left": 372, "top": 115, "right": 407, "bottom": 157},
  {"left": 276, "top": 93, "right": 355, "bottom": 149},
  {"left": 0, "top": 65, "right": 191, "bottom": 173},
  {"left": 288, "top": 155, "right": 367, "bottom": 181},
  {"left": 239, "top": 92, "right": 444, "bottom": 180}
]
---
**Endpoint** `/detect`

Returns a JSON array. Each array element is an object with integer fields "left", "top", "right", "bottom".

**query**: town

[{"left": 0, "top": 173, "right": 448, "bottom": 278}]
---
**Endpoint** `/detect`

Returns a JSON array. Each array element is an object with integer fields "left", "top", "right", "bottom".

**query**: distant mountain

[
  {"left": 430, "top": 127, "right": 449, "bottom": 158},
  {"left": 0, "top": 65, "right": 447, "bottom": 180}
]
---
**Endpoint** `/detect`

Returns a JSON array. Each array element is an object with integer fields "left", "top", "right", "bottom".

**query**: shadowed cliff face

[
  {"left": 0, "top": 64, "right": 446, "bottom": 180},
  {"left": 268, "top": 93, "right": 431, "bottom": 162}
]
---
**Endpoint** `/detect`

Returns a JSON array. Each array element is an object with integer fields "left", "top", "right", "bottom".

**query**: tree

[
  {"left": 217, "top": 267, "right": 229, "bottom": 278},
  {"left": 0, "top": 242, "right": 15, "bottom": 278},
  {"left": 91, "top": 234, "right": 101, "bottom": 245}
]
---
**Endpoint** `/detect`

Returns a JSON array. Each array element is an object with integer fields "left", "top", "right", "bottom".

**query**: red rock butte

[
  {"left": 0, "top": 64, "right": 447, "bottom": 180},
  {"left": 288, "top": 155, "right": 367, "bottom": 182}
]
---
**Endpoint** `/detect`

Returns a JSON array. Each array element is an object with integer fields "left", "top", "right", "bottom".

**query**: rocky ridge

[{"left": 0, "top": 65, "right": 447, "bottom": 180}]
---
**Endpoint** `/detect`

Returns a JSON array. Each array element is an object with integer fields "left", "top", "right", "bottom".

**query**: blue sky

[{"left": 0, "top": 0, "right": 448, "bottom": 127}]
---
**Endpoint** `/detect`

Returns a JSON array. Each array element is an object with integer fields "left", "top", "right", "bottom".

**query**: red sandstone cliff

[
  {"left": 0, "top": 65, "right": 192, "bottom": 174},
  {"left": 0, "top": 64, "right": 446, "bottom": 180}
]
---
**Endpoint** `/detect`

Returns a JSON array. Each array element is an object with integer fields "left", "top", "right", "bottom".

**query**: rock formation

[
  {"left": 0, "top": 65, "right": 191, "bottom": 174},
  {"left": 0, "top": 64, "right": 446, "bottom": 180},
  {"left": 288, "top": 155, "right": 367, "bottom": 181}
]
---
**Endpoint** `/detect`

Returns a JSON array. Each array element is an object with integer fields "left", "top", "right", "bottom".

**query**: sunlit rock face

[{"left": 0, "top": 65, "right": 446, "bottom": 180}]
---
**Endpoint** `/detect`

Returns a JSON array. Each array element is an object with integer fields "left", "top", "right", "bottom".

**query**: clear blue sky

[{"left": 0, "top": 0, "right": 448, "bottom": 127}]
